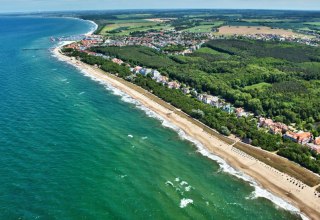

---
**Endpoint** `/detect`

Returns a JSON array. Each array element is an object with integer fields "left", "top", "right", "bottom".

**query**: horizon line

[{"left": 1, "top": 8, "right": 320, "bottom": 15}]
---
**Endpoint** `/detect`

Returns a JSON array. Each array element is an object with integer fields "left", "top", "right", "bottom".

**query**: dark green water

[{"left": 0, "top": 16, "right": 304, "bottom": 219}]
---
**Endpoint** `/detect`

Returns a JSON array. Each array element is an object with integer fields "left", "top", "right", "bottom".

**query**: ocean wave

[
  {"left": 85, "top": 20, "right": 98, "bottom": 35},
  {"left": 54, "top": 50, "right": 308, "bottom": 220},
  {"left": 180, "top": 198, "right": 193, "bottom": 208}
]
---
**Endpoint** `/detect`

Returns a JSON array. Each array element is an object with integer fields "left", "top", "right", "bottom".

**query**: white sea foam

[
  {"left": 165, "top": 181, "right": 174, "bottom": 187},
  {"left": 180, "top": 181, "right": 188, "bottom": 186},
  {"left": 180, "top": 198, "right": 193, "bottom": 208},
  {"left": 128, "top": 134, "right": 133, "bottom": 138},
  {"left": 85, "top": 20, "right": 98, "bottom": 35},
  {"left": 175, "top": 177, "right": 180, "bottom": 182},
  {"left": 53, "top": 37, "right": 309, "bottom": 220},
  {"left": 185, "top": 186, "right": 192, "bottom": 192}
]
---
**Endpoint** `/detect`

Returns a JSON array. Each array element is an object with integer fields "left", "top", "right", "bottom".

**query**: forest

[
  {"left": 63, "top": 43, "right": 320, "bottom": 175},
  {"left": 91, "top": 40, "right": 320, "bottom": 136}
]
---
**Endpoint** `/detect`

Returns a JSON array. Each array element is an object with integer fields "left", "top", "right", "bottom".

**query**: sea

[{"left": 0, "top": 16, "right": 304, "bottom": 219}]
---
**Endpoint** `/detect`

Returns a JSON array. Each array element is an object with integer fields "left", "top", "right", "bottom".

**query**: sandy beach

[{"left": 54, "top": 46, "right": 320, "bottom": 220}]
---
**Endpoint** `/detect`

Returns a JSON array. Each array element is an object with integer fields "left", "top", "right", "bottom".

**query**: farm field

[
  {"left": 183, "top": 21, "right": 224, "bottom": 33},
  {"left": 217, "top": 25, "right": 303, "bottom": 36},
  {"left": 100, "top": 20, "right": 172, "bottom": 35}
]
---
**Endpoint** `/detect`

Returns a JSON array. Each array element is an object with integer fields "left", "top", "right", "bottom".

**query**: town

[{"left": 61, "top": 31, "right": 320, "bottom": 154}]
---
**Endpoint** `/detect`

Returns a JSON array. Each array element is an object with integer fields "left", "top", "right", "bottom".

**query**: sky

[{"left": 1, "top": 0, "right": 320, "bottom": 13}]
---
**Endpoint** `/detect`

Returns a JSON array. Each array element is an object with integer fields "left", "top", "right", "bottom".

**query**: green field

[
  {"left": 183, "top": 25, "right": 215, "bottom": 33},
  {"left": 196, "top": 47, "right": 229, "bottom": 56},
  {"left": 100, "top": 20, "right": 172, "bottom": 35},
  {"left": 115, "top": 14, "right": 152, "bottom": 19},
  {"left": 242, "top": 19, "right": 296, "bottom": 23},
  {"left": 183, "top": 21, "right": 224, "bottom": 33},
  {"left": 243, "top": 82, "right": 272, "bottom": 92},
  {"left": 304, "top": 22, "right": 320, "bottom": 26}
]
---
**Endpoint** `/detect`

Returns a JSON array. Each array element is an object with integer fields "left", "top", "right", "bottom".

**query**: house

[
  {"left": 203, "top": 95, "right": 214, "bottom": 105},
  {"left": 112, "top": 58, "right": 124, "bottom": 65},
  {"left": 139, "top": 68, "right": 152, "bottom": 76},
  {"left": 222, "top": 104, "right": 234, "bottom": 114},
  {"left": 235, "top": 108, "right": 247, "bottom": 118},
  {"left": 151, "top": 70, "right": 161, "bottom": 79},
  {"left": 259, "top": 117, "right": 288, "bottom": 134},
  {"left": 315, "top": 137, "right": 320, "bottom": 145},
  {"left": 156, "top": 75, "right": 169, "bottom": 84},
  {"left": 65, "top": 43, "right": 79, "bottom": 50},
  {"left": 283, "top": 131, "right": 313, "bottom": 144},
  {"left": 168, "top": 81, "right": 181, "bottom": 89},
  {"left": 211, "top": 98, "right": 221, "bottom": 108},
  {"left": 259, "top": 117, "right": 274, "bottom": 128},
  {"left": 306, "top": 143, "right": 320, "bottom": 154},
  {"left": 269, "top": 127, "right": 283, "bottom": 135},
  {"left": 133, "top": 66, "right": 143, "bottom": 74},
  {"left": 182, "top": 87, "right": 190, "bottom": 95},
  {"left": 197, "top": 94, "right": 204, "bottom": 102}
]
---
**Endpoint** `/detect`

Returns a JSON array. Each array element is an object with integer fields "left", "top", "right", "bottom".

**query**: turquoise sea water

[{"left": 0, "top": 16, "right": 303, "bottom": 219}]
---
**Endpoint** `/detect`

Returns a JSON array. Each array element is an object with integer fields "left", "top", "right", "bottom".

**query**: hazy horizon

[{"left": 1, "top": 0, "right": 320, "bottom": 13}]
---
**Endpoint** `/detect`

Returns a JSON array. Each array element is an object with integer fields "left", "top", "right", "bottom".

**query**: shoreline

[{"left": 53, "top": 45, "right": 320, "bottom": 219}]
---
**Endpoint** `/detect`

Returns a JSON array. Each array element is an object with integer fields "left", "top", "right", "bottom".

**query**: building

[
  {"left": 235, "top": 108, "right": 248, "bottom": 118},
  {"left": 259, "top": 117, "right": 288, "bottom": 134},
  {"left": 259, "top": 117, "right": 274, "bottom": 127},
  {"left": 156, "top": 75, "right": 169, "bottom": 84},
  {"left": 139, "top": 68, "right": 152, "bottom": 76},
  {"left": 168, "top": 81, "right": 181, "bottom": 89},
  {"left": 111, "top": 58, "right": 124, "bottom": 65},
  {"left": 203, "top": 95, "right": 214, "bottom": 105},
  {"left": 222, "top": 104, "right": 234, "bottom": 114},
  {"left": 151, "top": 70, "right": 161, "bottom": 79},
  {"left": 283, "top": 131, "right": 313, "bottom": 144},
  {"left": 197, "top": 94, "right": 204, "bottom": 102},
  {"left": 133, "top": 66, "right": 143, "bottom": 74},
  {"left": 182, "top": 87, "right": 190, "bottom": 95},
  {"left": 306, "top": 143, "right": 320, "bottom": 154}
]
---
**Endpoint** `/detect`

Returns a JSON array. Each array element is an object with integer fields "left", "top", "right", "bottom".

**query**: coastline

[{"left": 53, "top": 46, "right": 320, "bottom": 220}]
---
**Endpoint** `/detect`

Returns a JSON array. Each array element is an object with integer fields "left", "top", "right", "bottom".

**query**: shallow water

[{"left": 0, "top": 16, "right": 302, "bottom": 219}]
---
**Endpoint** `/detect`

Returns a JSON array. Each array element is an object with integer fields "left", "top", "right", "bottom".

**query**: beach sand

[{"left": 54, "top": 47, "right": 320, "bottom": 220}]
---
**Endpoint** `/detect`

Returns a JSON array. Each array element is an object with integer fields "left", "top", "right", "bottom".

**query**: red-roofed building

[
  {"left": 112, "top": 58, "right": 124, "bottom": 65},
  {"left": 284, "top": 131, "right": 313, "bottom": 144}
]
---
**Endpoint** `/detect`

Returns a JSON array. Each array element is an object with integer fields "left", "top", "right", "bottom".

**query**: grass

[
  {"left": 115, "top": 14, "right": 152, "bottom": 19},
  {"left": 243, "top": 82, "right": 272, "bottom": 91},
  {"left": 197, "top": 47, "right": 230, "bottom": 57},
  {"left": 184, "top": 22, "right": 224, "bottom": 33},
  {"left": 184, "top": 25, "right": 215, "bottom": 33},
  {"left": 242, "top": 19, "right": 296, "bottom": 23},
  {"left": 304, "top": 22, "right": 320, "bottom": 26},
  {"left": 100, "top": 20, "right": 172, "bottom": 36},
  {"left": 199, "top": 21, "right": 224, "bottom": 26}
]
